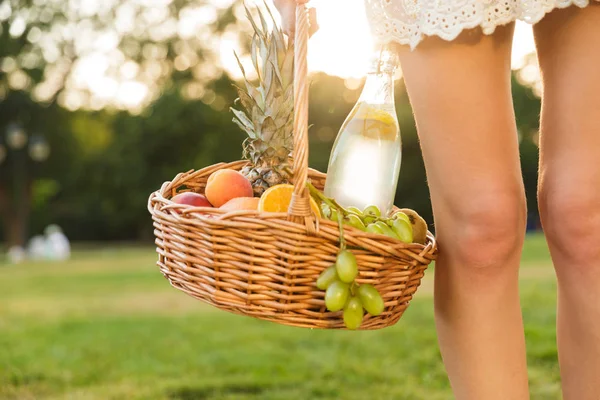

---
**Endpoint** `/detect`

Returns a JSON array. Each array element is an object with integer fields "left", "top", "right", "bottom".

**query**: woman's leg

[
  {"left": 396, "top": 24, "right": 529, "bottom": 399},
  {"left": 534, "top": 6, "right": 600, "bottom": 399}
]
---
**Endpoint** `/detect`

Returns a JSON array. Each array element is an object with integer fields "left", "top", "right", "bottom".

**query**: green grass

[{"left": 0, "top": 234, "right": 561, "bottom": 400}]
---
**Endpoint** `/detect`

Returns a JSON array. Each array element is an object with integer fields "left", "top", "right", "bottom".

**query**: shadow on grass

[
  {"left": 6, "top": 372, "right": 48, "bottom": 386},
  {"left": 167, "top": 383, "right": 266, "bottom": 400}
]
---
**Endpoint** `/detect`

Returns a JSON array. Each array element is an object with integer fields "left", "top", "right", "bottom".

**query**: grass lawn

[{"left": 1, "top": 234, "right": 561, "bottom": 399}]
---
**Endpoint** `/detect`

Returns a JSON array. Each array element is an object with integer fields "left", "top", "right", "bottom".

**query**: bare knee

[
  {"left": 539, "top": 184, "right": 600, "bottom": 272},
  {"left": 442, "top": 191, "right": 527, "bottom": 271}
]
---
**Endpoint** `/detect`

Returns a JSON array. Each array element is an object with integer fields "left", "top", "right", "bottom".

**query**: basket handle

[{"left": 287, "top": 4, "right": 315, "bottom": 232}]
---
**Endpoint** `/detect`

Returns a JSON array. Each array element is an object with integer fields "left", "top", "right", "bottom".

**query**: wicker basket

[{"left": 147, "top": 5, "right": 437, "bottom": 330}]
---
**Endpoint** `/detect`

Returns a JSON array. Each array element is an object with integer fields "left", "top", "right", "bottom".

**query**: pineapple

[{"left": 231, "top": 2, "right": 294, "bottom": 196}]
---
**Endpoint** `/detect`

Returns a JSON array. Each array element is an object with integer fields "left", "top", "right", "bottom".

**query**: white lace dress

[{"left": 365, "top": 0, "right": 598, "bottom": 49}]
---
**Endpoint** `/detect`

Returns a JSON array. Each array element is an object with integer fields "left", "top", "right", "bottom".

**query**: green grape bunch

[
  {"left": 307, "top": 181, "right": 421, "bottom": 245},
  {"left": 315, "top": 247, "right": 386, "bottom": 330},
  {"left": 307, "top": 182, "right": 423, "bottom": 329}
]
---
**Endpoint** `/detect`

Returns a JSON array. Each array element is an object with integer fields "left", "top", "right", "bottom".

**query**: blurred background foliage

[{"left": 0, "top": 0, "right": 542, "bottom": 247}]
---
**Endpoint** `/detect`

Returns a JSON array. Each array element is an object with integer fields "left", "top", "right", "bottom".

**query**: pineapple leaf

[
  {"left": 234, "top": 51, "right": 264, "bottom": 110},
  {"left": 233, "top": 118, "right": 250, "bottom": 136},
  {"left": 263, "top": 69, "right": 279, "bottom": 116},
  {"left": 251, "top": 34, "right": 261, "bottom": 80},
  {"left": 261, "top": 53, "right": 274, "bottom": 108},
  {"left": 232, "top": 84, "right": 259, "bottom": 113},
  {"left": 231, "top": 108, "right": 256, "bottom": 136},
  {"left": 269, "top": 59, "right": 283, "bottom": 95},
  {"left": 281, "top": 50, "right": 294, "bottom": 89},
  {"left": 242, "top": 138, "right": 256, "bottom": 162},
  {"left": 262, "top": 0, "right": 277, "bottom": 26},
  {"left": 274, "top": 31, "right": 285, "bottom": 67},
  {"left": 262, "top": 37, "right": 272, "bottom": 77},
  {"left": 268, "top": 38, "right": 280, "bottom": 80},
  {"left": 261, "top": 116, "right": 277, "bottom": 142},
  {"left": 274, "top": 85, "right": 294, "bottom": 119},
  {"left": 244, "top": 3, "right": 265, "bottom": 41},
  {"left": 259, "top": 40, "right": 269, "bottom": 81},
  {"left": 272, "top": 88, "right": 293, "bottom": 136},
  {"left": 256, "top": 6, "right": 270, "bottom": 38},
  {"left": 263, "top": 0, "right": 286, "bottom": 51},
  {"left": 233, "top": 51, "right": 246, "bottom": 78},
  {"left": 233, "top": 1, "right": 296, "bottom": 164}
]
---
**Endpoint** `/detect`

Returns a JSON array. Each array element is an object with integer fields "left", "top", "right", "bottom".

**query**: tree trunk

[
  {"left": 0, "top": 182, "right": 13, "bottom": 247},
  {"left": 0, "top": 156, "right": 32, "bottom": 249}
]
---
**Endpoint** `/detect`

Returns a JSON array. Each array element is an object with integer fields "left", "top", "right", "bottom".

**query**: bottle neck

[{"left": 358, "top": 72, "right": 395, "bottom": 106}]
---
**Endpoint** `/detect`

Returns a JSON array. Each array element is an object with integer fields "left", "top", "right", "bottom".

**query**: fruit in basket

[
  {"left": 336, "top": 250, "right": 358, "bottom": 283},
  {"left": 357, "top": 284, "right": 385, "bottom": 316},
  {"left": 205, "top": 170, "right": 253, "bottom": 207},
  {"left": 399, "top": 208, "right": 428, "bottom": 245},
  {"left": 347, "top": 206, "right": 362, "bottom": 216},
  {"left": 343, "top": 296, "right": 364, "bottom": 330},
  {"left": 376, "top": 221, "right": 400, "bottom": 240},
  {"left": 362, "top": 205, "right": 381, "bottom": 225},
  {"left": 392, "top": 218, "right": 413, "bottom": 243},
  {"left": 392, "top": 211, "right": 411, "bottom": 225},
  {"left": 363, "top": 205, "right": 381, "bottom": 218},
  {"left": 172, "top": 192, "right": 212, "bottom": 207},
  {"left": 307, "top": 182, "right": 430, "bottom": 246},
  {"left": 258, "top": 184, "right": 321, "bottom": 216},
  {"left": 365, "top": 223, "right": 384, "bottom": 235},
  {"left": 345, "top": 214, "right": 366, "bottom": 231},
  {"left": 231, "top": 5, "right": 294, "bottom": 197},
  {"left": 316, "top": 265, "right": 338, "bottom": 290},
  {"left": 219, "top": 197, "right": 259, "bottom": 211},
  {"left": 325, "top": 281, "right": 350, "bottom": 312}
]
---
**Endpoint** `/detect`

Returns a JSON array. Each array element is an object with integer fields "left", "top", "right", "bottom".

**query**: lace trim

[{"left": 365, "top": 0, "right": 597, "bottom": 50}]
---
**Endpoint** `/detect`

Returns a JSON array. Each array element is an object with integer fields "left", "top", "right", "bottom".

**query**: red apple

[{"left": 171, "top": 192, "right": 212, "bottom": 207}]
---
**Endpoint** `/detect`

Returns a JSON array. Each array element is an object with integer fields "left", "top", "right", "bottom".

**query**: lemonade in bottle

[{"left": 324, "top": 50, "right": 401, "bottom": 216}]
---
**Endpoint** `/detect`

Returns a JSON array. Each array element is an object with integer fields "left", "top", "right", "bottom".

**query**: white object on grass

[
  {"left": 7, "top": 246, "right": 26, "bottom": 264},
  {"left": 27, "top": 235, "right": 47, "bottom": 260},
  {"left": 44, "top": 225, "right": 71, "bottom": 261}
]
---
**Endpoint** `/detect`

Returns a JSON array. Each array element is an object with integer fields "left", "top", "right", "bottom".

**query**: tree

[{"left": 0, "top": 0, "right": 239, "bottom": 246}]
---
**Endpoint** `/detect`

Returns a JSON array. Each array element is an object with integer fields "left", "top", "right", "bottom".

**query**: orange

[{"left": 258, "top": 184, "right": 321, "bottom": 217}]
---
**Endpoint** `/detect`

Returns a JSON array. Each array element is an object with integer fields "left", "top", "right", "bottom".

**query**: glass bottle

[{"left": 323, "top": 49, "right": 401, "bottom": 216}]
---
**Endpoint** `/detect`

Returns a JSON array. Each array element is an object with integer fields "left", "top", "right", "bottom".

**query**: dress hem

[{"left": 371, "top": 0, "right": 596, "bottom": 50}]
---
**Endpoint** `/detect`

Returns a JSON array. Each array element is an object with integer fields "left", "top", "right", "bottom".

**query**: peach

[
  {"left": 205, "top": 169, "right": 253, "bottom": 207},
  {"left": 172, "top": 192, "right": 212, "bottom": 207},
  {"left": 219, "top": 197, "right": 259, "bottom": 211}
]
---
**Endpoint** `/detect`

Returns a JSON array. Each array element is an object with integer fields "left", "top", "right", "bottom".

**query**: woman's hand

[{"left": 273, "top": 0, "right": 319, "bottom": 37}]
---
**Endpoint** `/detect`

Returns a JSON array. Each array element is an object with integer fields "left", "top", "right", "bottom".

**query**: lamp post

[{"left": 0, "top": 123, "right": 50, "bottom": 249}]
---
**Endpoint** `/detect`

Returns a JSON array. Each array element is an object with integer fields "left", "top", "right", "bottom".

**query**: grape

[
  {"left": 376, "top": 221, "right": 401, "bottom": 240},
  {"left": 320, "top": 203, "right": 332, "bottom": 219},
  {"left": 316, "top": 265, "right": 338, "bottom": 290},
  {"left": 325, "top": 281, "right": 350, "bottom": 312},
  {"left": 345, "top": 214, "right": 366, "bottom": 231},
  {"left": 357, "top": 284, "right": 385, "bottom": 316},
  {"left": 363, "top": 205, "right": 381, "bottom": 218},
  {"left": 392, "top": 211, "right": 411, "bottom": 225},
  {"left": 392, "top": 218, "right": 414, "bottom": 243},
  {"left": 363, "top": 216, "right": 376, "bottom": 225},
  {"left": 343, "top": 296, "right": 364, "bottom": 330},
  {"left": 366, "top": 223, "right": 384, "bottom": 235},
  {"left": 346, "top": 206, "right": 363, "bottom": 216},
  {"left": 336, "top": 250, "right": 358, "bottom": 283}
]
